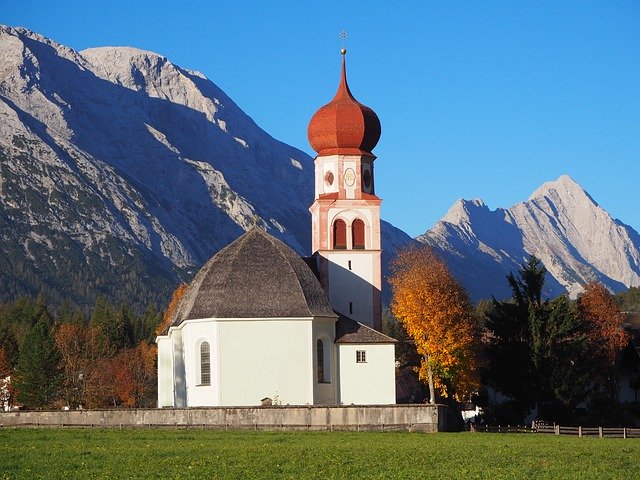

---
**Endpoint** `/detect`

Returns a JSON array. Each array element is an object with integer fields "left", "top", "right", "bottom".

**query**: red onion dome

[{"left": 308, "top": 51, "right": 381, "bottom": 157}]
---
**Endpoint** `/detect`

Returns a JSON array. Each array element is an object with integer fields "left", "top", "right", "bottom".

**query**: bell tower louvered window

[
  {"left": 352, "top": 219, "right": 365, "bottom": 249},
  {"left": 333, "top": 219, "right": 347, "bottom": 249}
]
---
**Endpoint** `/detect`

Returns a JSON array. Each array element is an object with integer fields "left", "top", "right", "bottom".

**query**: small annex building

[{"left": 157, "top": 49, "right": 397, "bottom": 407}]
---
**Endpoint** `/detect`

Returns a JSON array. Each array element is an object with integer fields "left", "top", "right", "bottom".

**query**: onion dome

[
  {"left": 168, "top": 228, "right": 336, "bottom": 327},
  {"left": 308, "top": 50, "right": 381, "bottom": 157}
]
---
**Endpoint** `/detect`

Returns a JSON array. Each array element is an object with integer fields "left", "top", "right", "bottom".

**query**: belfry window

[
  {"left": 200, "top": 341, "right": 211, "bottom": 386},
  {"left": 352, "top": 219, "right": 365, "bottom": 249},
  {"left": 333, "top": 219, "right": 347, "bottom": 249}
]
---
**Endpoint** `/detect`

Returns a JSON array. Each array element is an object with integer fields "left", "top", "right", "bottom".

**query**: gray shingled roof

[
  {"left": 169, "top": 228, "right": 336, "bottom": 327},
  {"left": 334, "top": 312, "right": 397, "bottom": 344}
]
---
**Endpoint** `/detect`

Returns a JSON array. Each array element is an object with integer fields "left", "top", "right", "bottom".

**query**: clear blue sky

[{"left": 4, "top": 1, "right": 640, "bottom": 236}]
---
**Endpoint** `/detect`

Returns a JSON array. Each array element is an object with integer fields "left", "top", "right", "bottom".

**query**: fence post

[
  {"left": 624, "top": 428, "right": 627, "bottom": 439},
  {"left": 578, "top": 426, "right": 582, "bottom": 438},
  {"left": 555, "top": 424, "right": 560, "bottom": 435},
  {"left": 599, "top": 427, "right": 603, "bottom": 438}
]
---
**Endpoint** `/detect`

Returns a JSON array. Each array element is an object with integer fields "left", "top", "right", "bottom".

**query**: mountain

[
  {"left": 419, "top": 175, "right": 640, "bottom": 301},
  {"left": 0, "top": 25, "right": 410, "bottom": 310}
]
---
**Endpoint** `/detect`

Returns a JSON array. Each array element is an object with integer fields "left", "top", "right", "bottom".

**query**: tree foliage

[
  {"left": 113, "top": 341, "right": 157, "bottom": 408},
  {"left": 0, "top": 292, "right": 163, "bottom": 409},
  {"left": 578, "top": 282, "right": 628, "bottom": 366},
  {"left": 13, "top": 317, "right": 62, "bottom": 408},
  {"left": 484, "top": 256, "right": 592, "bottom": 424},
  {"left": 389, "top": 245, "right": 480, "bottom": 402},
  {"left": 615, "top": 286, "right": 640, "bottom": 312},
  {"left": 155, "top": 284, "right": 187, "bottom": 336}
]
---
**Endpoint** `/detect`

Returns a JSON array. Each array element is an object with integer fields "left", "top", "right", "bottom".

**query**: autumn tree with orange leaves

[
  {"left": 390, "top": 245, "right": 480, "bottom": 403},
  {"left": 113, "top": 341, "right": 157, "bottom": 407},
  {"left": 54, "top": 323, "right": 118, "bottom": 408},
  {"left": 578, "top": 281, "right": 629, "bottom": 398},
  {"left": 155, "top": 284, "right": 188, "bottom": 336}
]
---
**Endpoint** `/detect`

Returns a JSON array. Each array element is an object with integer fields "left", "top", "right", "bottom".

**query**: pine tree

[
  {"left": 13, "top": 316, "right": 62, "bottom": 408},
  {"left": 0, "top": 328, "right": 19, "bottom": 369},
  {"left": 484, "top": 256, "right": 591, "bottom": 423}
]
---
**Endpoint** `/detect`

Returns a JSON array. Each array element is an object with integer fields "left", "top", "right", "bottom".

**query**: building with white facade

[{"left": 157, "top": 50, "right": 396, "bottom": 407}]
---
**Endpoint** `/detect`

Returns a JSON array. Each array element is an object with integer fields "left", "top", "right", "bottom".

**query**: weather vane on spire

[{"left": 340, "top": 30, "right": 347, "bottom": 55}]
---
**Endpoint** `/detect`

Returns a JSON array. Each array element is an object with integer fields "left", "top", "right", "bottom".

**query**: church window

[
  {"left": 317, "top": 339, "right": 330, "bottom": 383},
  {"left": 325, "top": 171, "right": 334, "bottom": 186},
  {"left": 352, "top": 219, "right": 365, "bottom": 249},
  {"left": 362, "top": 169, "right": 372, "bottom": 190},
  {"left": 356, "top": 350, "right": 367, "bottom": 363},
  {"left": 200, "top": 341, "right": 211, "bottom": 386},
  {"left": 333, "top": 219, "right": 347, "bottom": 249}
]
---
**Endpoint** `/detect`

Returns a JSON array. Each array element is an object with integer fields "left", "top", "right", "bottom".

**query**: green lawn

[{"left": 0, "top": 429, "right": 639, "bottom": 479}]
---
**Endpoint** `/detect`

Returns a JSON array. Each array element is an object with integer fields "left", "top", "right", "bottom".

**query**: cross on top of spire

[{"left": 340, "top": 30, "right": 347, "bottom": 55}]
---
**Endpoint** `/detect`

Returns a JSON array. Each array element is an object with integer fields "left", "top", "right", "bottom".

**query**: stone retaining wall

[{"left": 0, "top": 404, "right": 451, "bottom": 432}]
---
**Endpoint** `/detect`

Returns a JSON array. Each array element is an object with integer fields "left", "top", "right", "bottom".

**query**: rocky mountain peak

[{"left": 421, "top": 176, "right": 640, "bottom": 300}]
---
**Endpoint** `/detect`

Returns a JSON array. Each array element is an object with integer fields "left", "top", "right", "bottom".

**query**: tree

[
  {"left": 113, "top": 341, "right": 157, "bottom": 407},
  {"left": 578, "top": 281, "right": 629, "bottom": 399},
  {"left": 13, "top": 317, "right": 62, "bottom": 408},
  {"left": 484, "top": 256, "right": 591, "bottom": 423},
  {"left": 54, "top": 323, "right": 114, "bottom": 408},
  {"left": 155, "top": 284, "right": 187, "bottom": 336},
  {"left": 615, "top": 286, "right": 640, "bottom": 312},
  {"left": 0, "top": 328, "right": 19, "bottom": 369},
  {"left": 389, "top": 245, "right": 480, "bottom": 403}
]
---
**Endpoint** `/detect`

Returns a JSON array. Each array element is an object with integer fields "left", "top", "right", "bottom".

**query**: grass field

[{"left": 1, "top": 429, "right": 639, "bottom": 479}]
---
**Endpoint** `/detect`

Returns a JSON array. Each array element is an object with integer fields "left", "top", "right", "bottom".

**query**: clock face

[{"left": 344, "top": 168, "right": 356, "bottom": 187}]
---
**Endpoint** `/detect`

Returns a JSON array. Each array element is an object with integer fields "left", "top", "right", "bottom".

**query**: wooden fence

[{"left": 473, "top": 422, "right": 640, "bottom": 438}]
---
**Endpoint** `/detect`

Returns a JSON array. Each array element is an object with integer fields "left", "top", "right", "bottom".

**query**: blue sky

[{"left": 4, "top": 1, "right": 639, "bottom": 236}]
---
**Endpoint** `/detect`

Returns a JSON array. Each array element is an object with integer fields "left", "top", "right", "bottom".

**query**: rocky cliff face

[
  {"left": 419, "top": 175, "right": 640, "bottom": 300},
  {"left": 0, "top": 26, "right": 312, "bottom": 308}
]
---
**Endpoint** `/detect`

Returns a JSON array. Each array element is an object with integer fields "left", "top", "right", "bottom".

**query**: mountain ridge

[{"left": 419, "top": 175, "right": 640, "bottom": 300}]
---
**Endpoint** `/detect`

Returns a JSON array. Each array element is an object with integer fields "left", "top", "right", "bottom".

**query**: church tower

[{"left": 307, "top": 50, "right": 383, "bottom": 331}]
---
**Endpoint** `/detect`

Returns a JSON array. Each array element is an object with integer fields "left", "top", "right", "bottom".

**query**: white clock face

[{"left": 344, "top": 168, "right": 356, "bottom": 187}]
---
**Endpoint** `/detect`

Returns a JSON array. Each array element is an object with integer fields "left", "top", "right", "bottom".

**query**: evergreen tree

[
  {"left": 0, "top": 328, "right": 20, "bottom": 369},
  {"left": 484, "top": 256, "right": 591, "bottom": 424},
  {"left": 90, "top": 295, "right": 116, "bottom": 353},
  {"left": 55, "top": 300, "right": 86, "bottom": 326},
  {"left": 13, "top": 317, "right": 62, "bottom": 408}
]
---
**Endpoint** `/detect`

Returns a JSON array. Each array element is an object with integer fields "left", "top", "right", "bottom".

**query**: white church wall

[
  {"left": 312, "top": 319, "right": 337, "bottom": 404},
  {"left": 337, "top": 344, "right": 396, "bottom": 405},
  {"left": 156, "top": 336, "right": 174, "bottom": 407},
  {"left": 218, "top": 319, "right": 314, "bottom": 406},
  {"left": 171, "top": 329, "right": 187, "bottom": 407},
  {"left": 326, "top": 252, "right": 376, "bottom": 327},
  {"left": 181, "top": 320, "right": 220, "bottom": 407}
]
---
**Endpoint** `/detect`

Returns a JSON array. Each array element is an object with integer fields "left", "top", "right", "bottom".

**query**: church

[{"left": 156, "top": 50, "right": 397, "bottom": 407}]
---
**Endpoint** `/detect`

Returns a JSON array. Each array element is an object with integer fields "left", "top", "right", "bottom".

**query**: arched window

[
  {"left": 317, "top": 338, "right": 330, "bottom": 383},
  {"left": 317, "top": 339, "right": 325, "bottom": 383},
  {"left": 352, "top": 219, "right": 365, "bottom": 249},
  {"left": 333, "top": 219, "right": 347, "bottom": 249},
  {"left": 200, "top": 341, "right": 211, "bottom": 386}
]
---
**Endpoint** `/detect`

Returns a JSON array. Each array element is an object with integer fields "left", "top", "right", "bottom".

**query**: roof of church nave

[
  {"left": 168, "top": 228, "right": 336, "bottom": 326},
  {"left": 307, "top": 50, "right": 381, "bottom": 158}
]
